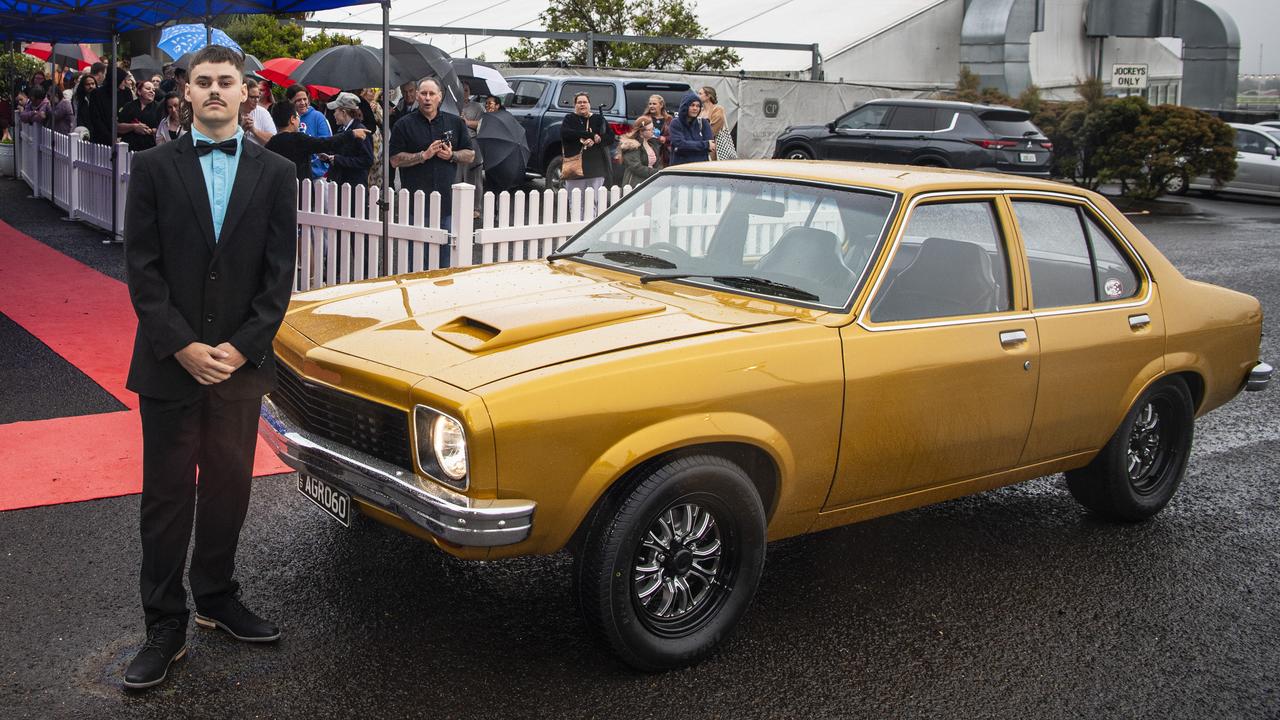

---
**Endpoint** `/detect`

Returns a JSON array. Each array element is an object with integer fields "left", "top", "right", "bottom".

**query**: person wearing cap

[{"left": 318, "top": 92, "right": 374, "bottom": 190}]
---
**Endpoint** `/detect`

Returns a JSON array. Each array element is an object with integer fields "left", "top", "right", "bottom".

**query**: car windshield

[{"left": 553, "top": 174, "right": 897, "bottom": 309}]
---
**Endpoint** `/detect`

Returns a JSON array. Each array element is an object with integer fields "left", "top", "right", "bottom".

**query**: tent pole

[
  {"left": 381, "top": 0, "right": 391, "bottom": 275},
  {"left": 8, "top": 36, "right": 18, "bottom": 176},
  {"left": 206, "top": 1, "right": 213, "bottom": 46},
  {"left": 109, "top": 29, "right": 118, "bottom": 243}
]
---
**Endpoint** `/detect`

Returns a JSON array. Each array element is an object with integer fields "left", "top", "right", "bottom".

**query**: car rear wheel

[
  {"left": 575, "top": 455, "right": 766, "bottom": 671},
  {"left": 782, "top": 147, "right": 811, "bottom": 160},
  {"left": 1065, "top": 378, "right": 1194, "bottom": 521}
]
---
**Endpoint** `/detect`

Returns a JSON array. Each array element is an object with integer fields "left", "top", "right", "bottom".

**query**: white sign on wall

[{"left": 1112, "top": 64, "right": 1149, "bottom": 90}]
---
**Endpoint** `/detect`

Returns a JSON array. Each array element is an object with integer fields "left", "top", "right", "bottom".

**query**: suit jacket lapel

[
  {"left": 214, "top": 141, "right": 264, "bottom": 251},
  {"left": 173, "top": 140, "right": 217, "bottom": 252}
]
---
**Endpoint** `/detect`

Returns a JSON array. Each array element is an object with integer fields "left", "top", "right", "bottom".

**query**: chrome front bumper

[
  {"left": 1247, "top": 362, "right": 1272, "bottom": 392},
  {"left": 258, "top": 395, "right": 535, "bottom": 547}
]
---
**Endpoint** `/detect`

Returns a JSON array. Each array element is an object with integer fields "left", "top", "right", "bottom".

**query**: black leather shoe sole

[
  {"left": 122, "top": 645, "right": 187, "bottom": 690},
  {"left": 193, "top": 613, "right": 281, "bottom": 642}
]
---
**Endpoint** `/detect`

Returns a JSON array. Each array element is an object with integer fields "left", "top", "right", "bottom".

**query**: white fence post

[
  {"left": 66, "top": 137, "right": 80, "bottom": 219},
  {"left": 451, "top": 182, "right": 475, "bottom": 268}
]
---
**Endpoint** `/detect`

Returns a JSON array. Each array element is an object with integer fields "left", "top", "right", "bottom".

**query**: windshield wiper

[
  {"left": 639, "top": 273, "right": 820, "bottom": 301},
  {"left": 546, "top": 249, "right": 677, "bottom": 269}
]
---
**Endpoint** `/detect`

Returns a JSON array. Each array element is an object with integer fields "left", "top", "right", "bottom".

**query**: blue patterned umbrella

[{"left": 157, "top": 24, "right": 242, "bottom": 60}]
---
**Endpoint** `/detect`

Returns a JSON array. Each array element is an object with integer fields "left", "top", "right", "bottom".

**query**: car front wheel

[
  {"left": 1065, "top": 378, "right": 1194, "bottom": 521},
  {"left": 782, "top": 146, "right": 812, "bottom": 160},
  {"left": 575, "top": 455, "right": 767, "bottom": 671},
  {"left": 1165, "top": 170, "right": 1189, "bottom": 196}
]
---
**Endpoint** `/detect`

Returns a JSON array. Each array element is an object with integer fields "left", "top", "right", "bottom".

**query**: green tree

[
  {"left": 1092, "top": 98, "right": 1235, "bottom": 199},
  {"left": 2, "top": 51, "right": 45, "bottom": 96},
  {"left": 506, "top": 0, "right": 741, "bottom": 72},
  {"left": 221, "top": 14, "right": 360, "bottom": 61}
]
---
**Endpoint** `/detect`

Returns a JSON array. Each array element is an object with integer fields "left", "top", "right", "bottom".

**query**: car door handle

[
  {"left": 999, "top": 330, "right": 1027, "bottom": 348},
  {"left": 1128, "top": 313, "right": 1151, "bottom": 329}
]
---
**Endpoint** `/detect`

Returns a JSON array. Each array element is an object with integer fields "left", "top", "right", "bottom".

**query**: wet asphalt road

[{"left": 0, "top": 179, "right": 1277, "bottom": 719}]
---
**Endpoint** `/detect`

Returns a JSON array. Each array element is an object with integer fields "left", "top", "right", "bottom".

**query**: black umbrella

[
  {"left": 130, "top": 55, "right": 163, "bottom": 82},
  {"left": 291, "top": 45, "right": 411, "bottom": 94},
  {"left": 449, "top": 58, "right": 513, "bottom": 98},
  {"left": 49, "top": 43, "right": 98, "bottom": 70},
  {"left": 387, "top": 36, "right": 463, "bottom": 115},
  {"left": 172, "top": 51, "right": 263, "bottom": 76},
  {"left": 476, "top": 108, "right": 530, "bottom": 191}
]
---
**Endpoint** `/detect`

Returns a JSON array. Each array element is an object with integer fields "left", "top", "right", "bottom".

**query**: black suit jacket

[{"left": 124, "top": 134, "right": 298, "bottom": 401}]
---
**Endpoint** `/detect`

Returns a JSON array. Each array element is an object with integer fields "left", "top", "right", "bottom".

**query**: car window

[
  {"left": 869, "top": 201, "right": 1013, "bottom": 323},
  {"left": 980, "top": 111, "right": 1041, "bottom": 139},
  {"left": 1012, "top": 200, "right": 1138, "bottom": 308},
  {"left": 506, "top": 80, "right": 547, "bottom": 109},
  {"left": 838, "top": 104, "right": 890, "bottom": 131},
  {"left": 623, "top": 84, "right": 689, "bottom": 117},
  {"left": 555, "top": 174, "right": 895, "bottom": 309},
  {"left": 1266, "top": 129, "right": 1280, "bottom": 144},
  {"left": 556, "top": 82, "right": 618, "bottom": 112},
  {"left": 1234, "top": 129, "right": 1274, "bottom": 155},
  {"left": 887, "top": 106, "right": 938, "bottom": 131}
]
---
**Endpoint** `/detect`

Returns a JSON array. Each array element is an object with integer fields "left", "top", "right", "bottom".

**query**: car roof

[
  {"left": 861, "top": 97, "right": 1023, "bottom": 113},
  {"left": 1229, "top": 122, "right": 1280, "bottom": 132},
  {"left": 670, "top": 159, "right": 1073, "bottom": 195},
  {"left": 505, "top": 74, "right": 690, "bottom": 87}
]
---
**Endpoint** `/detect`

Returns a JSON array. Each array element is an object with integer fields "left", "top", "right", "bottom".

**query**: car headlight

[{"left": 414, "top": 405, "right": 468, "bottom": 489}]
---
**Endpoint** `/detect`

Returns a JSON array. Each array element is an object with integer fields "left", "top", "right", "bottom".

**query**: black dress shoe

[
  {"left": 194, "top": 597, "right": 280, "bottom": 642},
  {"left": 123, "top": 618, "right": 187, "bottom": 690}
]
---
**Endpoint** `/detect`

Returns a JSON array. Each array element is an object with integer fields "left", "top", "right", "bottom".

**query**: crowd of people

[{"left": 5, "top": 57, "right": 741, "bottom": 226}]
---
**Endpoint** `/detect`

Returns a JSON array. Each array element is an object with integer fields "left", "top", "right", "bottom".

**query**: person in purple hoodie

[{"left": 667, "top": 91, "right": 716, "bottom": 165}]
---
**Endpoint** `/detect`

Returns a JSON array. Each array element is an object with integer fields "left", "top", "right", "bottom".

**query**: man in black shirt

[
  {"left": 388, "top": 77, "right": 474, "bottom": 229},
  {"left": 265, "top": 103, "right": 369, "bottom": 182},
  {"left": 118, "top": 80, "right": 162, "bottom": 152}
]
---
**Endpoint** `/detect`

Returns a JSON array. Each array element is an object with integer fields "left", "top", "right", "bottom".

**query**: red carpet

[{"left": 0, "top": 219, "right": 288, "bottom": 511}]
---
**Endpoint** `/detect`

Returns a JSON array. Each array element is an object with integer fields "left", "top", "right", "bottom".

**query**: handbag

[
  {"left": 562, "top": 151, "right": 584, "bottom": 180},
  {"left": 715, "top": 126, "right": 738, "bottom": 161}
]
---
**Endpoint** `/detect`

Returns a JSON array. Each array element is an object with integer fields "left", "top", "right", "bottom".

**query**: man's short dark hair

[
  {"left": 90, "top": 62, "right": 106, "bottom": 76},
  {"left": 187, "top": 45, "right": 242, "bottom": 77},
  {"left": 286, "top": 84, "right": 308, "bottom": 101},
  {"left": 173, "top": 68, "right": 187, "bottom": 80},
  {"left": 270, "top": 102, "right": 296, "bottom": 130}
]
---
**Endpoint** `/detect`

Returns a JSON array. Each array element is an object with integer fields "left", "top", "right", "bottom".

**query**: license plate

[
  {"left": 1019, "top": 152, "right": 1038, "bottom": 163},
  {"left": 297, "top": 474, "right": 351, "bottom": 527}
]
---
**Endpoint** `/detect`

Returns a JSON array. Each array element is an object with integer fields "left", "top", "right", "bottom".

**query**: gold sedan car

[{"left": 260, "top": 161, "right": 1270, "bottom": 671}]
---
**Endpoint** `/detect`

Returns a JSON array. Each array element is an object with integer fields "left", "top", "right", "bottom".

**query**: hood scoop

[{"left": 432, "top": 293, "right": 665, "bottom": 352}]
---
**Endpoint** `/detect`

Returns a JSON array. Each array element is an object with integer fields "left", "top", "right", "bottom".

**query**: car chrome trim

[
  {"left": 857, "top": 189, "right": 1155, "bottom": 333},
  {"left": 1247, "top": 362, "right": 1272, "bottom": 392},
  {"left": 837, "top": 111, "right": 959, "bottom": 136},
  {"left": 1129, "top": 313, "right": 1151, "bottom": 329},
  {"left": 259, "top": 395, "right": 535, "bottom": 547}
]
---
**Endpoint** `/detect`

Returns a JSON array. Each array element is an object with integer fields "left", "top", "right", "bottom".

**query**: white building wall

[{"left": 820, "top": 0, "right": 964, "bottom": 88}]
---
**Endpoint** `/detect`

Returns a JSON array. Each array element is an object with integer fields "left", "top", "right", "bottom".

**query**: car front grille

[{"left": 271, "top": 360, "right": 414, "bottom": 472}]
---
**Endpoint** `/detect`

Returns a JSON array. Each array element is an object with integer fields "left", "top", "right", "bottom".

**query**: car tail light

[
  {"left": 1039, "top": 141, "right": 1054, "bottom": 151},
  {"left": 609, "top": 122, "right": 631, "bottom": 137},
  {"left": 967, "top": 138, "right": 1019, "bottom": 149}
]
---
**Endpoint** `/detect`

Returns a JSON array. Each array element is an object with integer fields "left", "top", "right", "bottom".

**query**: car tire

[
  {"left": 575, "top": 454, "right": 767, "bottom": 672},
  {"left": 1065, "top": 378, "right": 1194, "bottom": 522},
  {"left": 1165, "top": 171, "right": 1189, "bottom": 196},
  {"left": 782, "top": 146, "right": 811, "bottom": 160},
  {"left": 545, "top": 155, "right": 564, "bottom": 190}
]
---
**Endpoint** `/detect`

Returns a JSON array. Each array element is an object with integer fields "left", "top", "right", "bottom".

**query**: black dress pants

[{"left": 138, "top": 391, "right": 261, "bottom": 628}]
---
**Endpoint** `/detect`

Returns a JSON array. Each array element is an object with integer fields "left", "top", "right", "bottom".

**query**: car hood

[
  {"left": 283, "top": 261, "right": 798, "bottom": 390},
  {"left": 782, "top": 124, "right": 826, "bottom": 137}
]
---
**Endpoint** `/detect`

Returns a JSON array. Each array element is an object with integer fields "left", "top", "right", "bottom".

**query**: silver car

[{"left": 1169, "top": 122, "right": 1280, "bottom": 199}]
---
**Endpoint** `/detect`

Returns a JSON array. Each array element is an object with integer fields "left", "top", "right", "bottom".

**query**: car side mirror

[
  {"left": 1268, "top": 146, "right": 1278, "bottom": 159},
  {"left": 827, "top": 122, "right": 836, "bottom": 133}
]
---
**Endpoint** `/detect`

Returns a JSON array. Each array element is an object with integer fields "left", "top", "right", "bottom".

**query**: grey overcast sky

[{"left": 1214, "top": 0, "right": 1277, "bottom": 74}]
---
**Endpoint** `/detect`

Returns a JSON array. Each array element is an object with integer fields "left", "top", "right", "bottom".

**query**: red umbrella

[
  {"left": 23, "top": 43, "right": 52, "bottom": 61},
  {"left": 258, "top": 57, "right": 302, "bottom": 86},
  {"left": 22, "top": 43, "right": 99, "bottom": 70}
]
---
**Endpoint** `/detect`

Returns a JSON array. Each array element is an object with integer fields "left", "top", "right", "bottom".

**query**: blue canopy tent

[{"left": 2, "top": 0, "right": 394, "bottom": 250}]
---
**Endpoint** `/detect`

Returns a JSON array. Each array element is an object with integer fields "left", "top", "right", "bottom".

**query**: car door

[
  {"left": 825, "top": 195, "right": 1039, "bottom": 510},
  {"left": 823, "top": 104, "right": 893, "bottom": 162},
  {"left": 878, "top": 105, "right": 938, "bottom": 165},
  {"left": 1007, "top": 196, "right": 1165, "bottom": 465},
  {"left": 1232, "top": 129, "right": 1277, "bottom": 193}
]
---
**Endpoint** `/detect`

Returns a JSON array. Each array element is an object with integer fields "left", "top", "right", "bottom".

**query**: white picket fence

[{"left": 11, "top": 119, "right": 636, "bottom": 291}]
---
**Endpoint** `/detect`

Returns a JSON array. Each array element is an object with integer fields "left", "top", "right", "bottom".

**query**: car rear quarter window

[
  {"left": 506, "top": 80, "right": 547, "bottom": 109},
  {"left": 869, "top": 200, "right": 1013, "bottom": 323},
  {"left": 556, "top": 82, "right": 618, "bottom": 112},
  {"left": 887, "top": 106, "right": 938, "bottom": 132},
  {"left": 1012, "top": 200, "right": 1139, "bottom": 308}
]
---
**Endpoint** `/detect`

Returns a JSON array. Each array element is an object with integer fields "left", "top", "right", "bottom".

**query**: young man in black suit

[{"left": 121, "top": 44, "right": 297, "bottom": 690}]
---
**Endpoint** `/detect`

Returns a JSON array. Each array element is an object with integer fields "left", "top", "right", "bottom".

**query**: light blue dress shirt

[{"left": 190, "top": 126, "right": 245, "bottom": 243}]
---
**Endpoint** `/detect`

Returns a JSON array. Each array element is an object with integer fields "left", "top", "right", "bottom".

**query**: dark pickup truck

[{"left": 503, "top": 75, "right": 690, "bottom": 186}]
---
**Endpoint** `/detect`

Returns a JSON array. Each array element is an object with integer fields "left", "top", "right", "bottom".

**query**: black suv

[
  {"left": 504, "top": 75, "right": 691, "bottom": 186},
  {"left": 772, "top": 98, "right": 1052, "bottom": 177}
]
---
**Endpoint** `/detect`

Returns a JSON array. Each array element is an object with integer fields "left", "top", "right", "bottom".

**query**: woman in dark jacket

[
  {"left": 266, "top": 102, "right": 370, "bottom": 182},
  {"left": 667, "top": 92, "right": 715, "bottom": 166},
  {"left": 619, "top": 115, "right": 663, "bottom": 187},
  {"left": 318, "top": 92, "right": 374, "bottom": 189},
  {"left": 559, "top": 91, "right": 613, "bottom": 196}
]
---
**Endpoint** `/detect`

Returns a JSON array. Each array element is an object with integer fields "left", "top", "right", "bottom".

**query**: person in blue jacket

[{"left": 667, "top": 91, "right": 716, "bottom": 165}]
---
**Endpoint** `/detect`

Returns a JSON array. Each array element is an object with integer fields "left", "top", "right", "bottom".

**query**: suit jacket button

[
  {"left": 209, "top": 271, "right": 218, "bottom": 280},
  {"left": 206, "top": 313, "right": 214, "bottom": 323}
]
